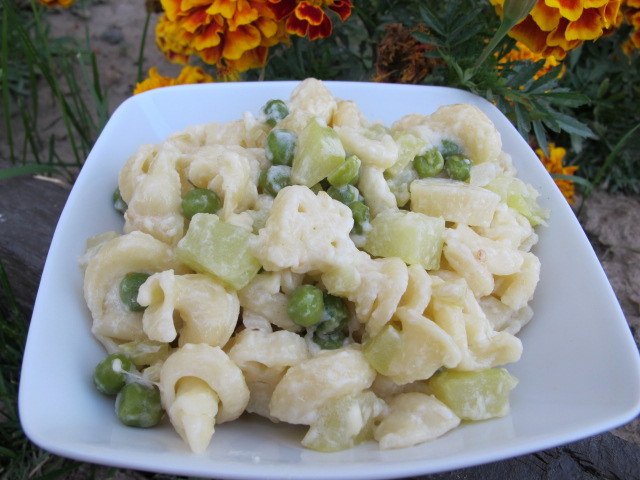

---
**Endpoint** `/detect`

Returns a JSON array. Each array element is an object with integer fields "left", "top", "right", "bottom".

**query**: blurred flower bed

[{"left": 2, "top": 0, "right": 640, "bottom": 201}]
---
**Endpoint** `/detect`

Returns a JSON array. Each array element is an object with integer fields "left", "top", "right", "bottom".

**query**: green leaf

[
  {"left": 532, "top": 120, "right": 548, "bottom": 156},
  {"left": 505, "top": 60, "right": 546, "bottom": 88},
  {"left": 543, "top": 91, "right": 590, "bottom": 108},
  {"left": 418, "top": 5, "right": 445, "bottom": 36},
  {"left": 593, "top": 122, "right": 640, "bottom": 188},
  {"left": 553, "top": 112, "right": 596, "bottom": 138},
  {"left": 514, "top": 101, "right": 530, "bottom": 135},
  {"left": 551, "top": 173, "right": 593, "bottom": 190}
]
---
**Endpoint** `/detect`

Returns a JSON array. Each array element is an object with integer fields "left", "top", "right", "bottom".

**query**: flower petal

[
  {"left": 599, "top": 0, "right": 621, "bottom": 29},
  {"left": 531, "top": 1, "right": 561, "bottom": 31},
  {"left": 545, "top": 0, "right": 584, "bottom": 22},
  {"left": 181, "top": 8, "right": 211, "bottom": 34},
  {"left": 267, "top": 0, "right": 297, "bottom": 19},
  {"left": 565, "top": 8, "right": 604, "bottom": 40},
  {"left": 510, "top": 15, "right": 552, "bottom": 53},
  {"left": 307, "top": 12, "right": 332, "bottom": 39},
  {"left": 286, "top": 14, "right": 309, "bottom": 36},
  {"left": 295, "top": 2, "right": 325, "bottom": 26},
  {"left": 329, "top": 0, "right": 352, "bottom": 21},
  {"left": 192, "top": 20, "right": 224, "bottom": 49},
  {"left": 222, "top": 24, "right": 262, "bottom": 59},
  {"left": 206, "top": 0, "right": 236, "bottom": 18}
]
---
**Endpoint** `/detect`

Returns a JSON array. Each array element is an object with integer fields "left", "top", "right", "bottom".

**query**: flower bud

[{"left": 503, "top": 0, "right": 537, "bottom": 23}]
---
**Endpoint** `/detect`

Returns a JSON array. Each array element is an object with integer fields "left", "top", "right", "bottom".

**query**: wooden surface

[{"left": 2, "top": 175, "right": 639, "bottom": 479}]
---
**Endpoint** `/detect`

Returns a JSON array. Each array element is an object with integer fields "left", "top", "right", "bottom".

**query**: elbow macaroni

[{"left": 82, "top": 78, "right": 546, "bottom": 453}]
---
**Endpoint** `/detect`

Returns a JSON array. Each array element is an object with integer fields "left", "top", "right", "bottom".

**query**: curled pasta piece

[
  {"left": 186, "top": 145, "right": 260, "bottom": 222},
  {"left": 288, "top": 78, "right": 337, "bottom": 125},
  {"left": 366, "top": 307, "right": 462, "bottom": 385},
  {"left": 238, "top": 272, "right": 302, "bottom": 332},
  {"left": 357, "top": 165, "right": 398, "bottom": 218},
  {"left": 118, "top": 144, "right": 157, "bottom": 204},
  {"left": 160, "top": 343, "right": 249, "bottom": 452},
  {"left": 83, "top": 231, "right": 185, "bottom": 351},
  {"left": 331, "top": 100, "right": 366, "bottom": 128},
  {"left": 374, "top": 393, "right": 460, "bottom": 450},
  {"left": 254, "top": 186, "right": 359, "bottom": 274},
  {"left": 203, "top": 113, "right": 269, "bottom": 149},
  {"left": 493, "top": 252, "right": 541, "bottom": 310},
  {"left": 395, "top": 105, "right": 502, "bottom": 164},
  {"left": 428, "top": 277, "right": 523, "bottom": 370},
  {"left": 228, "top": 329, "right": 309, "bottom": 419},
  {"left": 474, "top": 203, "right": 538, "bottom": 252},
  {"left": 347, "top": 257, "right": 408, "bottom": 337},
  {"left": 167, "top": 124, "right": 206, "bottom": 154},
  {"left": 479, "top": 295, "right": 533, "bottom": 336},
  {"left": 443, "top": 224, "right": 524, "bottom": 298},
  {"left": 334, "top": 124, "right": 399, "bottom": 170},
  {"left": 138, "top": 271, "right": 239, "bottom": 347},
  {"left": 397, "top": 265, "right": 432, "bottom": 316},
  {"left": 122, "top": 141, "right": 184, "bottom": 246},
  {"left": 269, "top": 347, "right": 376, "bottom": 425}
]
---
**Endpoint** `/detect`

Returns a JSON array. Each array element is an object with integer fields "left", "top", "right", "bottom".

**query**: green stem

[
  {"left": 1, "top": 0, "right": 14, "bottom": 163},
  {"left": 474, "top": 19, "right": 513, "bottom": 69},
  {"left": 136, "top": 10, "right": 152, "bottom": 84}
]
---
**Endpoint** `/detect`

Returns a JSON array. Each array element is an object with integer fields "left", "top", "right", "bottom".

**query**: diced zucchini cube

[
  {"left": 176, "top": 213, "right": 261, "bottom": 290},
  {"left": 427, "top": 368, "right": 518, "bottom": 421},
  {"left": 364, "top": 210, "right": 444, "bottom": 270},
  {"left": 291, "top": 118, "right": 346, "bottom": 187}
]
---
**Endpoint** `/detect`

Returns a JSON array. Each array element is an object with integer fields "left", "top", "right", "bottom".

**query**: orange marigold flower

[
  {"left": 500, "top": 40, "right": 565, "bottom": 79},
  {"left": 156, "top": 0, "right": 288, "bottom": 75},
  {"left": 536, "top": 143, "right": 579, "bottom": 203},
  {"left": 38, "top": 0, "right": 74, "bottom": 7},
  {"left": 134, "top": 66, "right": 214, "bottom": 95},
  {"left": 267, "top": 0, "right": 352, "bottom": 40},
  {"left": 490, "top": 0, "right": 623, "bottom": 58}
]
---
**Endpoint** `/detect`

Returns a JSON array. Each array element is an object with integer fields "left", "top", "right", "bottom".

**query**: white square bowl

[{"left": 19, "top": 81, "right": 640, "bottom": 479}]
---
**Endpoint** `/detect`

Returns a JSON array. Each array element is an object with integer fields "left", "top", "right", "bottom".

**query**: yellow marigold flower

[
  {"left": 156, "top": 15, "right": 194, "bottom": 65},
  {"left": 500, "top": 40, "right": 565, "bottom": 79},
  {"left": 38, "top": 0, "right": 74, "bottom": 7},
  {"left": 156, "top": 0, "right": 288, "bottom": 76},
  {"left": 491, "top": 0, "right": 623, "bottom": 58},
  {"left": 134, "top": 66, "right": 214, "bottom": 95},
  {"left": 536, "top": 143, "right": 579, "bottom": 203}
]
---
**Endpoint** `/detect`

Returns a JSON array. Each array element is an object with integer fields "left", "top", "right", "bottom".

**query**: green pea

[
  {"left": 262, "top": 99, "right": 289, "bottom": 126},
  {"left": 349, "top": 201, "right": 370, "bottom": 235},
  {"left": 266, "top": 129, "right": 297, "bottom": 166},
  {"left": 119, "top": 272, "right": 150, "bottom": 312},
  {"left": 181, "top": 188, "right": 222, "bottom": 219},
  {"left": 327, "top": 184, "right": 360, "bottom": 205},
  {"left": 316, "top": 294, "right": 349, "bottom": 334},
  {"left": 259, "top": 165, "right": 291, "bottom": 197},
  {"left": 327, "top": 155, "right": 361, "bottom": 187},
  {"left": 113, "top": 187, "right": 127, "bottom": 214},
  {"left": 444, "top": 154, "right": 472, "bottom": 181},
  {"left": 287, "top": 285, "right": 324, "bottom": 327},
  {"left": 440, "top": 139, "right": 462, "bottom": 156},
  {"left": 413, "top": 148, "right": 444, "bottom": 178},
  {"left": 313, "top": 329, "right": 346, "bottom": 350},
  {"left": 115, "top": 383, "right": 163, "bottom": 428},
  {"left": 93, "top": 353, "right": 133, "bottom": 395}
]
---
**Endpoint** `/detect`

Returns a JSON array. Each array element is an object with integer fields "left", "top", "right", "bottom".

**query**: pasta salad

[{"left": 81, "top": 78, "right": 548, "bottom": 453}]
